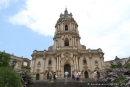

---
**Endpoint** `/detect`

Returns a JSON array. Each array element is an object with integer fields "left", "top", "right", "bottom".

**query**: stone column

[
  {"left": 73, "top": 25, "right": 75, "bottom": 31},
  {"left": 74, "top": 55, "right": 76, "bottom": 70},
  {"left": 59, "top": 24, "right": 61, "bottom": 31},
  {"left": 63, "top": 23, "right": 64, "bottom": 30},
  {"left": 57, "top": 57, "right": 58, "bottom": 71},
  {"left": 33, "top": 58, "right": 36, "bottom": 72},
  {"left": 59, "top": 56, "right": 61, "bottom": 71},
  {"left": 58, "top": 40, "right": 59, "bottom": 47},
  {"left": 71, "top": 23, "right": 73, "bottom": 31},
  {"left": 72, "top": 24, "right": 74, "bottom": 31},
  {"left": 77, "top": 57, "right": 79, "bottom": 70},
  {"left": 91, "top": 58, "right": 94, "bottom": 71},
  {"left": 76, "top": 55, "right": 78, "bottom": 70},
  {"left": 70, "top": 23, "right": 71, "bottom": 31},
  {"left": 101, "top": 57, "right": 105, "bottom": 69},
  {"left": 31, "top": 59, "right": 34, "bottom": 72},
  {"left": 44, "top": 58, "right": 46, "bottom": 73},
  {"left": 75, "top": 38, "right": 76, "bottom": 47},
  {"left": 61, "top": 23, "right": 63, "bottom": 31},
  {"left": 70, "top": 38, "right": 71, "bottom": 46},
  {"left": 42, "top": 58, "right": 45, "bottom": 72},
  {"left": 72, "top": 36, "right": 74, "bottom": 46},
  {"left": 73, "top": 37, "right": 75, "bottom": 46}
]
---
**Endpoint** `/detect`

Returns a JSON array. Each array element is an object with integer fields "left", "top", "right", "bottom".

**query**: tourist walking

[
  {"left": 78, "top": 71, "right": 81, "bottom": 81},
  {"left": 93, "top": 70, "right": 98, "bottom": 82},
  {"left": 64, "top": 71, "right": 69, "bottom": 82},
  {"left": 76, "top": 72, "right": 79, "bottom": 81},
  {"left": 72, "top": 71, "right": 75, "bottom": 81},
  {"left": 53, "top": 72, "right": 57, "bottom": 82},
  {"left": 48, "top": 71, "right": 52, "bottom": 82}
]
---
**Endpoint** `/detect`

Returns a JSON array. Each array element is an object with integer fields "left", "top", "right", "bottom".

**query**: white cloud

[
  {"left": 8, "top": 0, "right": 130, "bottom": 61},
  {"left": 0, "top": 0, "right": 17, "bottom": 9}
]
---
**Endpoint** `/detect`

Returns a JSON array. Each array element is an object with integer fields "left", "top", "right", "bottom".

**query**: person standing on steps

[
  {"left": 76, "top": 72, "right": 79, "bottom": 81},
  {"left": 72, "top": 71, "right": 75, "bottom": 81},
  {"left": 53, "top": 72, "right": 57, "bottom": 82},
  {"left": 78, "top": 71, "right": 81, "bottom": 81},
  {"left": 93, "top": 70, "right": 98, "bottom": 83},
  {"left": 64, "top": 71, "right": 69, "bottom": 82},
  {"left": 48, "top": 71, "right": 52, "bottom": 82}
]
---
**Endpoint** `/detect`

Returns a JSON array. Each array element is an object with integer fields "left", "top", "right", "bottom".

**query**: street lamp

[{"left": 12, "top": 59, "right": 17, "bottom": 69}]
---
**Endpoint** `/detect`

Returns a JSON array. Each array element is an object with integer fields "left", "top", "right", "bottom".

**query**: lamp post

[{"left": 12, "top": 59, "right": 17, "bottom": 69}]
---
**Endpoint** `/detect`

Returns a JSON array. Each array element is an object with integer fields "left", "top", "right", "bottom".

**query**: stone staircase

[{"left": 27, "top": 78, "right": 111, "bottom": 87}]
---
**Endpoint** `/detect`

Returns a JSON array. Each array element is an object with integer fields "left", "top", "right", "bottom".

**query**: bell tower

[{"left": 53, "top": 8, "right": 82, "bottom": 50}]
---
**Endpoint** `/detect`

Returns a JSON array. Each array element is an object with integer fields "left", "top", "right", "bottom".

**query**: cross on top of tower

[{"left": 64, "top": 7, "right": 68, "bottom": 14}]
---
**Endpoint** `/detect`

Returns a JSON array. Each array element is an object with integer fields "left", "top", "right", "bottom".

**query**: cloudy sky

[{"left": 0, "top": 0, "right": 130, "bottom": 61}]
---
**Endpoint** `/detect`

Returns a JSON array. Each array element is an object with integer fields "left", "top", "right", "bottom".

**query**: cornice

[{"left": 54, "top": 32, "right": 80, "bottom": 39}]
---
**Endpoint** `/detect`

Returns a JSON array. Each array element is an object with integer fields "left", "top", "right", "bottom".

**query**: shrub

[
  {"left": 101, "top": 67, "right": 130, "bottom": 87},
  {"left": 0, "top": 52, "right": 11, "bottom": 67},
  {"left": 0, "top": 67, "right": 22, "bottom": 87}
]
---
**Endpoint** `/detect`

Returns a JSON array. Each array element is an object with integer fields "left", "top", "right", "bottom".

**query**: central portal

[{"left": 64, "top": 64, "right": 71, "bottom": 77}]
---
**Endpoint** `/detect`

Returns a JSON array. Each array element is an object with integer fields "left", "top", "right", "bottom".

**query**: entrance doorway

[
  {"left": 64, "top": 64, "right": 71, "bottom": 77},
  {"left": 36, "top": 73, "right": 40, "bottom": 80},
  {"left": 47, "top": 72, "right": 49, "bottom": 79},
  {"left": 97, "top": 72, "right": 100, "bottom": 79},
  {"left": 84, "top": 71, "right": 89, "bottom": 78}
]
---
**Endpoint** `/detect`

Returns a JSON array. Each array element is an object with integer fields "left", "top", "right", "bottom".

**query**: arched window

[
  {"left": 64, "top": 38, "right": 69, "bottom": 46},
  {"left": 83, "top": 58, "right": 87, "bottom": 64},
  {"left": 48, "top": 60, "right": 52, "bottom": 65},
  {"left": 65, "top": 25, "right": 68, "bottom": 30},
  {"left": 83, "top": 60, "right": 87, "bottom": 64}
]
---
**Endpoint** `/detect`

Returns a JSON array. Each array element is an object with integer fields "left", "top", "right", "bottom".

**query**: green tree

[
  {"left": 0, "top": 51, "right": 11, "bottom": 67},
  {"left": 0, "top": 52, "right": 22, "bottom": 87},
  {"left": 110, "top": 63, "right": 123, "bottom": 69},
  {"left": 0, "top": 67, "right": 22, "bottom": 87},
  {"left": 124, "top": 63, "right": 130, "bottom": 68}
]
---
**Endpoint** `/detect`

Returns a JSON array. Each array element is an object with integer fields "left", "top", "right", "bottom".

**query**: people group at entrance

[
  {"left": 48, "top": 71, "right": 57, "bottom": 82},
  {"left": 48, "top": 70, "right": 100, "bottom": 82},
  {"left": 65, "top": 71, "right": 81, "bottom": 82}
]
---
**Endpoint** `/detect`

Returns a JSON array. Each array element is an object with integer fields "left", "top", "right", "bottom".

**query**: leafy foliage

[
  {"left": 124, "top": 63, "right": 130, "bottom": 68},
  {"left": 110, "top": 63, "right": 123, "bottom": 69},
  {"left": 101, "top": 66, "right": 130, "bottom": 87},
  {"left": 0, "top": 67, "right": 22, "bottom": 87},
  {"left": 0, "top": 52, "right": 11, "bottom": 67},
  {"left": 17, "top": 69, "right": 35, "bottom": 86}
]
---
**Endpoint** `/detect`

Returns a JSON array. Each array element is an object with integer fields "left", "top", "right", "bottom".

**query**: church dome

[{"left": 55, "top": 8, "right": 77, "bottom": 27}]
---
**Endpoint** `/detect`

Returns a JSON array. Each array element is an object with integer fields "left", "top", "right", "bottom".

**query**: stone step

[
  {"left": 27, "top": 82, "right": 111, "bottom": 87},
  {"left": 27, "top": 78, "right": 111, "bottom": 87}
]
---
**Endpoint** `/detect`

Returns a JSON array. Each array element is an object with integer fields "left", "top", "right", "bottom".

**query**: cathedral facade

[{"left": 30, "top": 9, "right": 105, "bottom": 80}]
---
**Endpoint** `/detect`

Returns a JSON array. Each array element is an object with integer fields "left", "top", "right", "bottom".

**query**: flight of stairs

[{"left": 27, "top": 78, "right": 111, "bottom": 87}]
